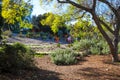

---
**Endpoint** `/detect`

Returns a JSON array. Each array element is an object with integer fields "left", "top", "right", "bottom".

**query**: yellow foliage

[{"left": 2, "top": 0, "right": 32, "bottom": 24}]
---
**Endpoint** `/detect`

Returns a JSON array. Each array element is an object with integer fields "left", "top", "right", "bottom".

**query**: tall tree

[{"left": 40, "top": 0, "right": 120, "bottom": 62}]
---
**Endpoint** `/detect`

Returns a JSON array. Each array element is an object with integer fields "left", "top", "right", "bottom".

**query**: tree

[
  {"left": 40, "top": 0, "right": 120, "bottom": 62},
  {"left": 41, "top": 13, "right": 66, "bottom": 33},
  {"left": 2, "top": 0, "right": 33, "bottom": 31},
  {"left": 70, "top": 19, "right": 97, "bottom": 39}
]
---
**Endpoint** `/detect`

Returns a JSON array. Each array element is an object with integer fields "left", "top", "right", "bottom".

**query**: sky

[
  {"left": 30, "top": 0, "right": 54, "bottom": 16},
  {"left": 30, "top": 0, "right": 46, "bottom": 16}
]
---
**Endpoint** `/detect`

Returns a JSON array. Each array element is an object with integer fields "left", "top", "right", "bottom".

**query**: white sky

[
  {"left": 30, "top": 0, "right": 55, "bottom": 16},
  {"left": 30, "top": 0, "right": 46, "bottom": 16}
]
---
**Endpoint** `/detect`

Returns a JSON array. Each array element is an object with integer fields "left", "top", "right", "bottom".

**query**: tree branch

[
  {"left": 57, "top": 0, "right": 92, "bottom": 12},
  {"left": 92, "top": 12, "right": 113, "bottom": 47},
  {"left": 98, "top": 0, "right": 118, "bottom": 17},
  {"left": 92, "top": 0, "right": 96, "bottom": 11},
  {"left": 99, "top": 18, "right": 114, "bottom": 34}
]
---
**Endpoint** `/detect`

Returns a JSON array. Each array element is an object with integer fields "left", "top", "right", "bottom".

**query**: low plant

[
  {"left": 72, "top": 39, "right": 92, "bottom": 51},
  {"left": 2, "top": 30, "right": 12, "bottom": 37},
  {"left": 90, "top": 40, "right": 109, "bottom": 55},
  {"left": 26, "top": 32, "right": 34, "bottom": 38},
  {"left": 57, "top": 43, "right": 61, "bottom": 47},
  {"left": 72, "top": 38, "right": 110, "bottom": 55},
  {"left": 50, "top": 49, "right": 77, "bottom": 65}
]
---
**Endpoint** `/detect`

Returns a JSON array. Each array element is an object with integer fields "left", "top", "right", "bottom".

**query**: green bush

[
  {"left": 57, "top": 43, "right": 61, "bottom": 47},
  {"left": 90, "top": 40, "right": 109, "bottom": 55},
  {"left": 0, "top": 42, "right": 35, "bottom": 73},
  {"left": 26, "top": 32, "right": 34, "bottom": 38},
  {"left": 90, "top": 46, "right": 100, "bottom": 55},
  {"left": 72, "top": 39, "right": 92, "bottom": 51},
  {"left": 50, "top": 49, "right": 77, "bottom": 65},
  {"left": 2, "top": 30, "right": 12, "bottom": 37},
  {"left": 72, "top": 38, "right": 110, "bottom": 55}
]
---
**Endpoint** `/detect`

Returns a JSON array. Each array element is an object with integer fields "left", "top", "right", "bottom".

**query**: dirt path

[{"left": 7, "top": 37, "right": 68, "bottom": 53}]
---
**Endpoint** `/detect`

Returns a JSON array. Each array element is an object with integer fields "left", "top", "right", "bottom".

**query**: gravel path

[{"left": 7, "top": 37, "right": 68, "bottom": 53}]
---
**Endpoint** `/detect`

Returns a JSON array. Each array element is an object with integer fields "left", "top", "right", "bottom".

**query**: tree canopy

[
  {"left": 40, "top": 13, "right": 66, "bottom": 33},
  {"left": 2, "top": 0, "right": 33, "bottom": 29}
]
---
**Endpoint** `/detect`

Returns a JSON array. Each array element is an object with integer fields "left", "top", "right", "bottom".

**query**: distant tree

[
  {"left": 70, "top": 19, "right": 97, "bottom": 39},
  {"left": 40, "top": 13, "right": 66, "bottom": 34},
  {"left": 40, "top": 0, "right": 120, "bottom": 62},
  {"left": 31, "top": 14, "right": 52, "bottom": 33}
]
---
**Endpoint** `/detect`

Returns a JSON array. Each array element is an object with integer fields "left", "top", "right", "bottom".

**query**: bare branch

[
  {"left": 74, "top": 11, "right": 87, "bottom": 19},
  {"left": 99, "top": 0, "right": 118, "bottom": 17}
]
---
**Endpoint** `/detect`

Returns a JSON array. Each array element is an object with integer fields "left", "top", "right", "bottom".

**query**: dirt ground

[
  {"left": 1, "top": 37, "right": 120, "bottom": 80},
  {"left": 1, "top": 54, "right": 120, "bottom": 80}
]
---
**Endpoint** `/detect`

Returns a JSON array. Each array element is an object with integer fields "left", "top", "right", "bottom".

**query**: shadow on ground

[
  {"left": 0, "top": 68, "right": 61, "bottom": 80},
  {"left": 77, "top": 67, "right": 120, "bottom": 80}
]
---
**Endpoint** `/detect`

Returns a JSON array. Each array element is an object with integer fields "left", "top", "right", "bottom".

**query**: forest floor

[{"left": 0, "top": 37, "right": 120, "bottom": 80}]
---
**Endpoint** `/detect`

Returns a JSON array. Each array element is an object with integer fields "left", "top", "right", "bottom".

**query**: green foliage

[
  {"left": 34, "top": 53, "right": 44, "bottom": 57},
  {"left": 70, "top": 20, "right": 99, "bottom": 39},
  {"left": 26, "top": 32, "right": 40, "bottom": 38},
  {"left": 2, "top": 30, "right": 12, "bottom": 37},
  {"left": 57, "top": 43, "right": 61, "bottom": 47},
  {"left": 72, "top": 38, "right": 110, "bottom": 55},
  {"left": 0, "top": 42, "right": 35, "bottom": 73},
  {"left": 40, "top": 13, "right": 65, "bottom": 33},
  {"left": 72, "top": 39, "right": 92, "bottom": 51},
  {"left": 26, "top": 32, "right": 34, "bottom": 38},
  {"left": 50, "top": 49, "right": 77, "bottom": 65},
  {"left": 90, "top": 39, "right": 109, "bottom": 55}
]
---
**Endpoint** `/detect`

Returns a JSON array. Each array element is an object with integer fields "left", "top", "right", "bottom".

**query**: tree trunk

[
  {"left": 110, "top": 27, "right": 120, "bottom": 62},
  {"left": 110, "top": 46, "right": 119, "bottom": 62},
  {"left": 91, "top": 11, "right": 120, "bottom": 62}
]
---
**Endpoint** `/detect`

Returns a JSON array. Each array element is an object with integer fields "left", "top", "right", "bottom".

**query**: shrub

[
  {"left": 2, "top": 30, "right": 12, "bottom": 37},
  {"left": 72, "top": 39, "right": 92, "bottom": 51},
  {"left": 50, "top": 49, "right": 77, "bottom": 65},
  {"left": 0, "top": 42, "right": 35, "bottom": 74},
  {"left": 90, "top": 46, "right": 100, "bottom": 55},
  {"left": 57, "top": 43, "right": 61, "bottom": 47},
  {"left": 72, "top": 38, "right": 110, "bottom": 55},
  {"left": 90, "top": 39, "right": 109, "bottom": 55}
]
